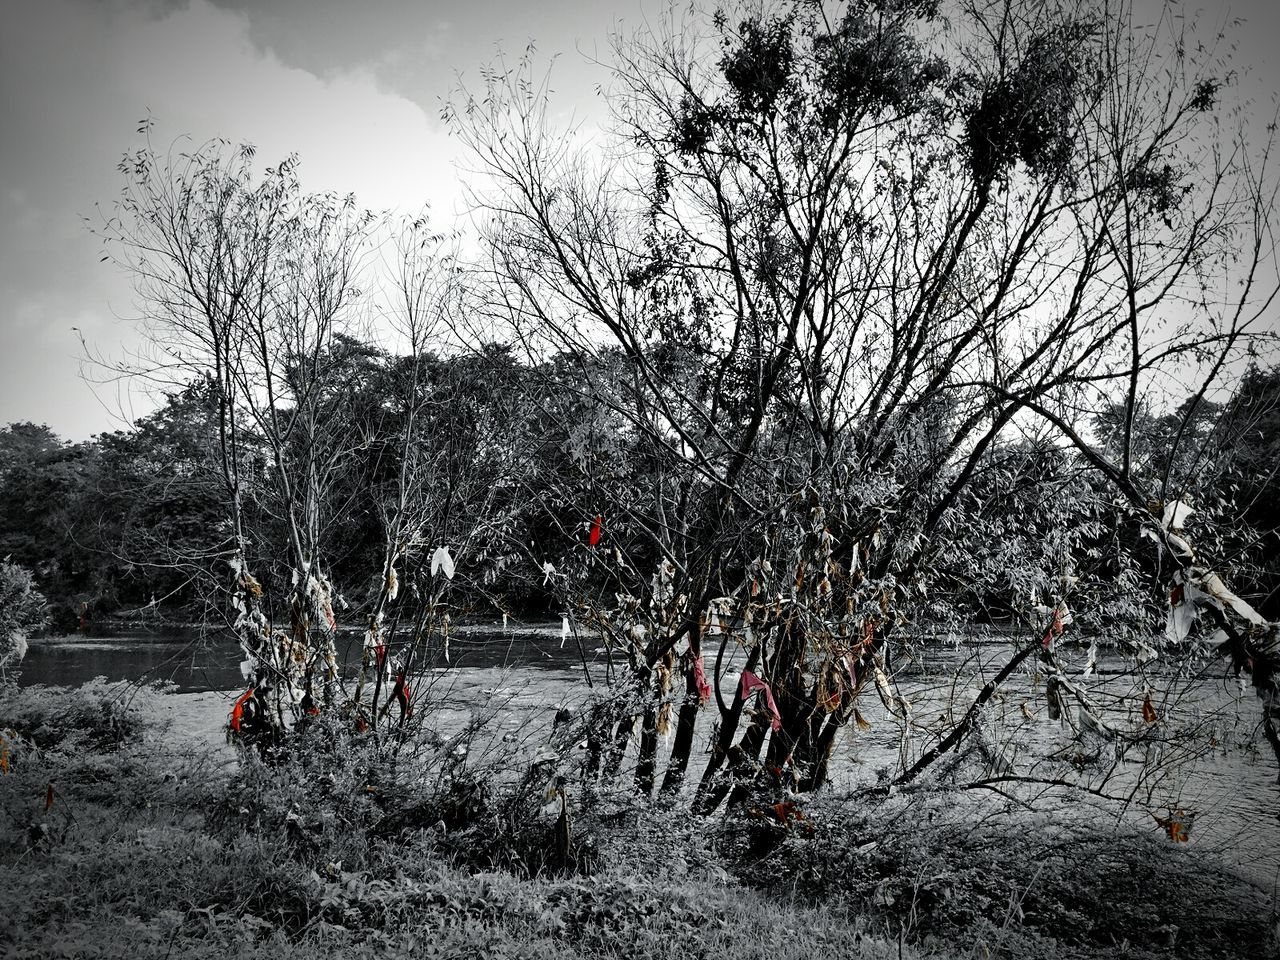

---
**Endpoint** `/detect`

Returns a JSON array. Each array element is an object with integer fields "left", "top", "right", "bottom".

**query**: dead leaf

[
  {"left": 1153, "top": 810, "right": 1193, "bottom": 842},
  {"left": 1142, "top": 693, "right": 1157, "bottom": 724}
]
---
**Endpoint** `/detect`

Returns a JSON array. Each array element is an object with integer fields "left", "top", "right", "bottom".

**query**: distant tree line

[{"left": 3, "top": 358, "right": 1276, "bottom": 635}]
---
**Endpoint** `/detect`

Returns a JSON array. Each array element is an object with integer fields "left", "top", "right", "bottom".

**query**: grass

[{"left": 0, "top": 681, "right": 1275, "bottom": 959}]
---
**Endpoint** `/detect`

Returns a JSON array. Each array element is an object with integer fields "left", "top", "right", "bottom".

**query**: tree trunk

[
  {"left": 635, "top": 704, "right": 659, "bottom": 796},
  {"left": 694, "top": 644, "right": 760, "bottom": 812},
  {"left": 659, "top": 662, "right": 702, "bottom": 795}
]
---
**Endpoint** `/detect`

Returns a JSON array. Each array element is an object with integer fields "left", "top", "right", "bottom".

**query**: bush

[
  {"left": 730, "top": 789, "right": 1275, "bottom": 960},
  {"left": 8, "top": 675, "right": 1269, "bottom": 958},
  {"left": 214, "top": 710, "right": 597, "bottom": 881},
  {"left": 0, "top": 561, "right": 46, "bottom": 679},
  {"left": 0, "top": 679, "right": 151, "bottom": 754}
]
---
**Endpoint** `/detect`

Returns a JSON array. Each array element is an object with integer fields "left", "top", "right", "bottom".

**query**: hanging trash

[
  {"left": 693, "top": 654, "right": 712, "bottom": 704},
  {"left": 1082, "top": 640, "right": 1098, "bottom": 677},
  {"left": 739, "top": 670, "right": 783, "bottom": 731},
  {"left": 1142, "top": 692, "right": 1158, "bottom": 723},
  {"left": 392, "top": 673, "right": 413, "bottom": 718},
  {"left": 561, "top": 615, "right": 571, "bottom": 649},
  {"left": 431, "top": 546, "right": 456, "bottom": 579},
  {"left": 843, "top": 653, "right": 860, "bottom": 691},
  {"left": 1153, "top": 808, "right": 1194, "bottom": 842},
  {"left": 1046, "top": 675, "right": 1066, "bottom": 721},
  {"left": 588, "top": 514, "right": 603, "bottom": 547},
  {"left": 1042, "top": 602, "right": 1067, "bottom": 650},
  {"left": 1161, "top": 499, "right": 1195, "bottom": 531},
  {"left": 229, "top": 687, "right": 255, "bottom": 734},
  {"left": 300, "top": 689, "right": 320, "bottom": 717}
]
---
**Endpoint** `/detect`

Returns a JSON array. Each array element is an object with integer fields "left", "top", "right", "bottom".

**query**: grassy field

[{"left": 0, "top": 680, "right": 1275, "bottom": 959}]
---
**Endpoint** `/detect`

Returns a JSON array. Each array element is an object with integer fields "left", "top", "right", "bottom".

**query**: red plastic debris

[
  {"left": 739, "top": 670, "right": 783, "bottom": 731},
  {"left": 1042, "top": 606, "right": 1064, "bottom": 650},
  {"left": 392, "top": 673, "right": 413, "bottom": 719},
  {"left": 229, "top": 687, "right": 255, "bottom": 733},
  {"left": 693, "top": 654, "right": 712, "bottom": 704}
]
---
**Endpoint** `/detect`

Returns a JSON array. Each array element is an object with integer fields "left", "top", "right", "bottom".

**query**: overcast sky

[
  {"left": 1, "top": 0, "right": 1277, "bottom": 439},
  {"left": 0, "top": 0, "right": 648, "bottom": 439}
]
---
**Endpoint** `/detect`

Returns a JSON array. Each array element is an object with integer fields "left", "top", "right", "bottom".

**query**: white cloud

[
  {"left": 108, "top": 1, "right": 463, "bottom": 214},
  {"left": 0, "top": 0, "right": 467, "bottom": 438}
]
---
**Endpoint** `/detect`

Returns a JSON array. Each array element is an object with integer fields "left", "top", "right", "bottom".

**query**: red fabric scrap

[
  {"left": 588, "top": 515, "right": 602, "bottom": 547},
  {"left": 693, "top": 654, "right": 712, "bottom": 705},
  {"left": 739, "top": 670, "right": 783, "bottom": 731}
]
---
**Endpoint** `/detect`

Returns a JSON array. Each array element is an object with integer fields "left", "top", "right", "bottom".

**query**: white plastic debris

[
  {"left": 1161, "top": 499, "right": 1195, "bottom": 531},
  {"left": 430, "top": 546, "right": 455, "bottom": 580}
]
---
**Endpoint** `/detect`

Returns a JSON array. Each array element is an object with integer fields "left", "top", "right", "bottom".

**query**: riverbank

[
  {"left": 29, "top": 615, "right": 570, "bottom": 644},
  {"left": 1, "top": 680, "right": 1276, "bottom": 959},
  {"left": 18, "top": 629, "right": 1280, "bottom": 888}
]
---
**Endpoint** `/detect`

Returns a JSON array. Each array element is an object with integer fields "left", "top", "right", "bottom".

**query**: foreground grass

[{"left": 0, "top": 683, "right": 1274, "bottom": 959}]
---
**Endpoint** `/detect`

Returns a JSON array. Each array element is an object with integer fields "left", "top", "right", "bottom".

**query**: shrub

[
  {"left": 0, "top": 679, "right": 151, "bottom": 754},
  {"left": 0, "top": 562, "right": 46, "bottom": 679},
  {"left": 731, "top": 789, "right": 1274, "bottom": 959}
]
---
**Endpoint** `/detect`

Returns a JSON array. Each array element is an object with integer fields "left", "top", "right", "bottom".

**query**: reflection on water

[
  {"left": 19, "top": 625, "right": 588, "bottom": 693},
  {"left": 21, "top": 634, "right": 244, "bottom": 691}
]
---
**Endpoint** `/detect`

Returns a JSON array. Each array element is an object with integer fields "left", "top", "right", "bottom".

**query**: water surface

[{"left": 20, "top": 627, "right": 1279, "bottom": 887}]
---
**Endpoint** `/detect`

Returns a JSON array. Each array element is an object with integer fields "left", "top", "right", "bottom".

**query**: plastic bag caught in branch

[
  {"left": 1161, "top": 499, "right": 1195, "bottom": 531},
  {"left": 430, "top": 545, "right": 456, "bottom": 580},
  {"left": 739, "top": 670, "right": 782, "bottom": 731},
  {"left": 1196, "top": 571, "right": 1266, "bottom": 626}
]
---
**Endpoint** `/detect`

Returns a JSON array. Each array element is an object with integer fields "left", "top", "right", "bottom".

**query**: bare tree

[
  {"left": 449, "top": 0, "right": 1279, "bottom": 805},
  {"left": 97, "top": 135, "right": 548, "bottom": 752}
]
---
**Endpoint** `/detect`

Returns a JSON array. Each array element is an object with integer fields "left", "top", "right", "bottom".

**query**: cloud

[{"left": 0, "top": 0, "right": 465, "bottom": 438}]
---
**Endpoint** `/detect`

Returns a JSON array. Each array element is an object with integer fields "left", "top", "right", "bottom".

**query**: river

[{"left": 18, "top": 625, "right": 1280, "bottom": 889}]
